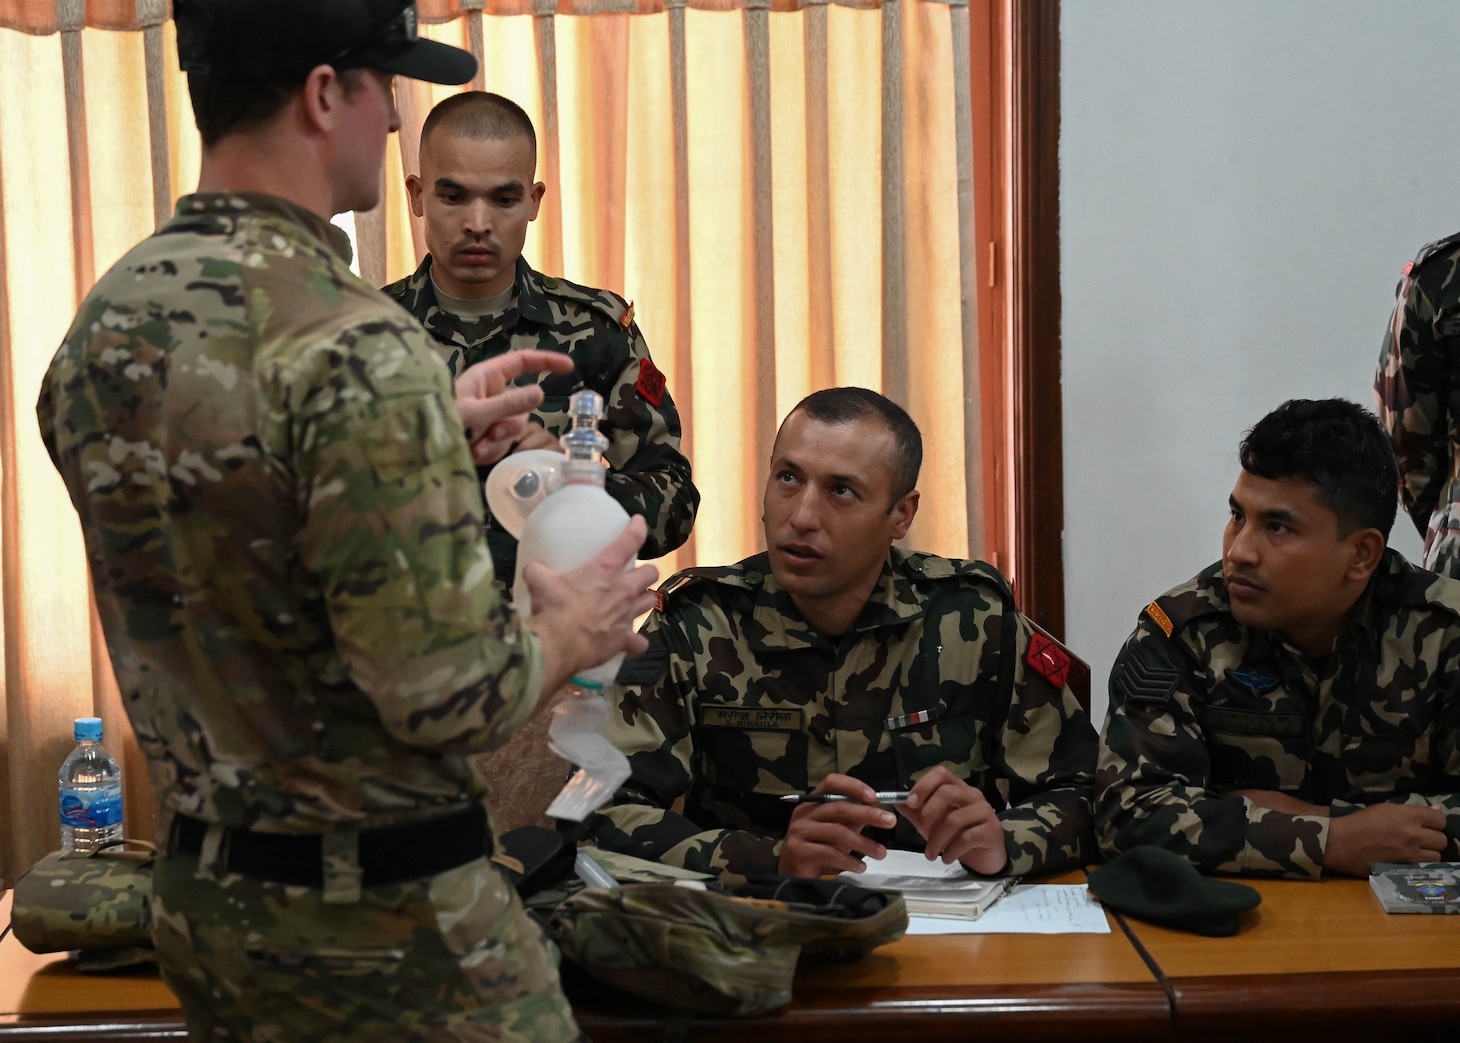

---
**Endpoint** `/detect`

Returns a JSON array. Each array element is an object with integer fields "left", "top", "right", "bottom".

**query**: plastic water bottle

[
  {"left": 58, "top": 716, "right": 124, "bottom": 854},
  {"left": 511, "top": 390, "right": 633, "bottom": 688}
]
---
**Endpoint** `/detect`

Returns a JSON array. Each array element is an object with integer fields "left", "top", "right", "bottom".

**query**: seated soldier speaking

[
  {"left": 584, "top": 388, "right": 1097, "bottom": 882},
  {"left": 1097, "top": 398, "right": 1460, "bottom": 879}
]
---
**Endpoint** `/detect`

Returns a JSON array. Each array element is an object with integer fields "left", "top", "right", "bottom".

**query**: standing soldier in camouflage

[
  {"left": 584, "top": 388, "right": 1097, "bottom": 883},
  {"left": 384, "top": 91, "right": 699, "bottom": 584},
  {"left": 1098, "top": 398, "right": 1460, "bottom": 880},
  {"left": 1375, "top": 232, "right": 1460, "bottom": 577},
  {"left": 36, "top": 2, "right": 658, "bottom": 1040}
]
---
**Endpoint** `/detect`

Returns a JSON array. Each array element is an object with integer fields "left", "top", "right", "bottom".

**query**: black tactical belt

[{"left": 171, "top": 803, "right": 492, "bottom": 888}]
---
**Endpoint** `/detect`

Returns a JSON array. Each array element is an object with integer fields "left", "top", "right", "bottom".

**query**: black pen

[{"left": 780, "top": 791, "right": 912, "bottom": 805}]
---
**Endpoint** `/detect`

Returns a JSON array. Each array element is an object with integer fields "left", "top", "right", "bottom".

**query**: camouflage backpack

[
  {"left": 547, "top": 874, "right": 908, "bottom": 1017},
  {"left": 11, "top": 842, "right": 156, "bottom": 970}
]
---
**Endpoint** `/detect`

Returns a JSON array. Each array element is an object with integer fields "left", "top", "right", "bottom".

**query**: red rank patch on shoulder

[
  {"left": 619, "top": 300, "right": 636, "bottom": 330},
  {"left": 1025, "top": 631, "right": 1071, "bottom": 687},
  {"left": 1402, "top": 260, "right": 1414, "bottom": 277},
  {"left": 652, "top": 588, "right": 665, "bottom": 614},
  {"left": 636, "top": 357, "right": 666, "bottom": 407}
]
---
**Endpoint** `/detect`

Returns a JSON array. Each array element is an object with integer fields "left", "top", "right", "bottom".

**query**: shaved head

[{"left": 419, "top": 91, "right": 536, "bottom": 171}]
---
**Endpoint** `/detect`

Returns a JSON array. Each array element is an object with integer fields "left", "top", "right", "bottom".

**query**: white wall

[{"left": 1061, "top": 1, "right": 1457, "bottom": 725}]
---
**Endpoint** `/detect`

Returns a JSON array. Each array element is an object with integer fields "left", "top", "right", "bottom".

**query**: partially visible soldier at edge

[
  {"left": 1097, "top": 398, "right": 1460, "bottom": 880},
  {"left": 35, "top": 2, "right": 658, "bottom": 1040},
  {"left": 1374, "top": 230, "right": 1460, "bottom": 578},
  {"left": 383, "top": 90, "right": 699, "bottom": 584},
  {"left": 583, "top": 387, "right": 1098, "bottom": 884}
]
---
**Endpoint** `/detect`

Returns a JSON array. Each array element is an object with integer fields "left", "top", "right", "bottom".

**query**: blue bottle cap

[{"left": 74, "top": 716, "right": 103, "bottom": 741}]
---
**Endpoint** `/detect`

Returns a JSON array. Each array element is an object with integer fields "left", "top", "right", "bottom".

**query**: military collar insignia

[{"left": 1228, "top": 670, "right": 1280, "bottom": 697}]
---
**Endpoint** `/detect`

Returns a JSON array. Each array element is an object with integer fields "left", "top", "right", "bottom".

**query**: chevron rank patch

[
  {"left": 619, "top": 299, "right": 636, "bottom": 330},
  {"left": 1144, "top": 601, "right": 1174, "bottom": 638},
  {"left": 1025, "top": 631, "right": 1072, "bottom": 687},
  {"left": 1114, "top": 647, "right": 1182, "bottom": 708}
]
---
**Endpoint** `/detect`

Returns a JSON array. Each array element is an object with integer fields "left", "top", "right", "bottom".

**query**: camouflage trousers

[{"left": 151, "top": 850, "right": 581, "bottom": 1042}]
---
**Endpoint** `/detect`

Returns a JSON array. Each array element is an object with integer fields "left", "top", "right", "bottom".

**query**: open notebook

[{"left": 837, "top": 849, "right": 1015, "bottom": 920}]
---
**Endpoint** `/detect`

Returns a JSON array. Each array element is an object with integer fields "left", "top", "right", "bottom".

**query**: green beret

[{"left": 1087, "top": 847, "right": 1261, "bottom": 937}]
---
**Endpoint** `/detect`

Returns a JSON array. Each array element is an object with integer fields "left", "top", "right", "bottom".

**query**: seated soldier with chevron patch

[
  {"left": 1097, "top": 397, "right": 1460, "bottom": 879},
  {"left": 584, "top": 387, "right": 1097, "bottom": 882}
]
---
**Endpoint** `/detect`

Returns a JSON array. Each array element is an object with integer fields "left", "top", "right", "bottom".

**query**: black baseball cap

[{"left": 175, "top": 0, "right": 478, "bottom": 85}]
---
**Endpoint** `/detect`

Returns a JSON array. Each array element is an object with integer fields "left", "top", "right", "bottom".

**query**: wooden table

[
  {"left": 1, "top": 879, "right": 1167, "bottom": 1042},
  {"left": 1121, "top": 877, "right": 1460, "bottom": 1043},
  {"left": 8, "top": 874, "right": 1460, "bottom": 1042},
  {"left": 0, "top": 892, "right": 184, "bottom": 1041}
]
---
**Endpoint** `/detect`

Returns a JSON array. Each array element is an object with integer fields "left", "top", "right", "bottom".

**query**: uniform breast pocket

[
  {"left": 889, "top": 713, "right": 982, "bottom": 782},
  {"left": 1201, "top": 706, "right": 1308, "bottom": 790},
  {"left": 697, "top": 705, "right": 808, "bottom": 794},
  {"left": 1342, "top": 723, "right": 1434, "bottom": 793}
]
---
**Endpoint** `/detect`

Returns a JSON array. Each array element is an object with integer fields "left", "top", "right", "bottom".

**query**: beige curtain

[{"left": 0, "top": 0, "right": 984, "bottom": 885}]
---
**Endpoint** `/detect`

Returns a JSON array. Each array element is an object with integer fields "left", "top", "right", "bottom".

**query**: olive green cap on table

[{"left": 1087, "top": 847, "right": 1261, "bottom": 937}]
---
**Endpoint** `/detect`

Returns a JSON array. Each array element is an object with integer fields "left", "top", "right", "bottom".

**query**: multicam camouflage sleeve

[
  {"left": 287, "top": 321, "right": 546, "bottom": 752},
  {"left": 1374, "top": 236, "right": 1460, "bottom": 574}
]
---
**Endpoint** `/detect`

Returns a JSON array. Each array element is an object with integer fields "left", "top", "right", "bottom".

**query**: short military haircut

[
  {"left": 1239, "top": 397, "right": 1398, "bottom": 539},
  {"left": 419, "top": 91, "right": 537, "bottom": 159},
  {"left": 786, "top": 387, "right": 923, "bottom": 503},
  {"left": 188, "top": 76, "right": 298, "bottom": 148},
  {"left": 188, "top": 70, "right": 367, "bottom": 148}
]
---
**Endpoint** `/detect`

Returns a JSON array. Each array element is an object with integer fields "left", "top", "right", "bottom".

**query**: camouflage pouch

[
  {"left": 548, "top": 874, "right": 907, "bottom": 1017},
  {"left": 11, "top": 841, "right": 155, "bottom": 971}
]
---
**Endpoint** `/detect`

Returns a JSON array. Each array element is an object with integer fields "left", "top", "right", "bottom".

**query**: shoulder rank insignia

[
  {"left": 619, "top": 299, "right": 636, "bottom": 330},
  {"left": 635, "top": 357, "right": 666, "bottom": 407},
  {"left": 1144, "top": 601, "right": 1174, "bottom": 638},
  {"left": 1114, "top": 651, "right": 1181, "bottom": 708},
  {"left": 1402, "top": 260, "right": 1414, "bottom": 276},
  {"left": 651, "top": 588, "right": 665, "bottom": 614},
  {"left": 1228, "top": 669, "right": 1279, "bottom": 696},
  {"left": 1025, "top": 631, "right": 1072, "bottom": 687}
]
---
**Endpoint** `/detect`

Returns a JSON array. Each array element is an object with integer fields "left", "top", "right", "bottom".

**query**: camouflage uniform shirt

[
  {"left": 37, "top": 193, "right": 547, "bottom": 834},
  {"left": 383, "top": 255, "right": 698, "bottom": 579},
  {"left": 1097, "top": 549, "right": 1460, "bottom": 879},
  {"left": 585, "top": 549, "right": 1098, "bottom": 882},
  {"left": 1375, "top": 231, "right": 1460, "bottom": 577}
]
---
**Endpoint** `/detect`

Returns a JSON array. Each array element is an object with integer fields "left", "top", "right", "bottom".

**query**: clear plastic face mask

[{"left": 545, "top": 685, "right": 631, "bottom": 822}]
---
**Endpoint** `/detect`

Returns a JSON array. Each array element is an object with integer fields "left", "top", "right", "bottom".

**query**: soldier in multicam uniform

[
  {"left": 35, "top": 2, "right": 658, "bottom": 1040},
  {"left": 1374, "top": 231, "right": 1460, "bottom": 577},
  {"left": 383, "top": 91, "right": 698, "bottom": 584},
  {"left": 1098, "top": 398, "right": 1460, "bottom": 880},
  {"left": 584, "top": 388, "right": 1097, "bottom": 883}
]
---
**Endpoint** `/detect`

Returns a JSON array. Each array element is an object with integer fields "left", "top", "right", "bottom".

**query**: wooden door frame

[{"left": 972, "top": 0, "right": 1064, "bottom": 637}]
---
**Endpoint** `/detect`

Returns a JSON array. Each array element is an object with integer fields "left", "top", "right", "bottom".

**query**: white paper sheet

[{"left": 904, "top": 884, "right": 1111, "bottom": 935}]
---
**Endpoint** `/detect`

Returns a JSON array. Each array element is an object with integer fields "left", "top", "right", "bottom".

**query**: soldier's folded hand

[
  {"left": 779, "top": 774, "right": 894, "bottom": 879},
  {"left": 1324, "top": 801, "right": 1448, "bottom": 878},
  {"left": 900, "top": 765, "right": 1009, "bottom": 876}
]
